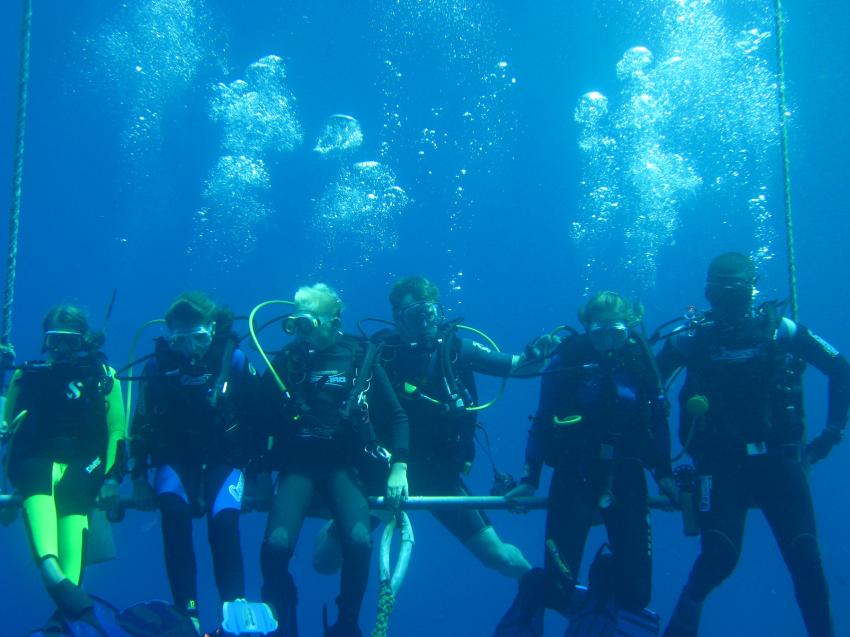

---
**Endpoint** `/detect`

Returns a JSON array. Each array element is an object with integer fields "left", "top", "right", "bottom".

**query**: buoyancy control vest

[
  {"left": 141, "top": 334, "right": 246, "bottom": 465},
  {"left": 274, "top": 335, "right": 381, "bottom": 448},
  {"left": 10, "top": 354, "right": 112, "bottom": 464},
  {"left": 377, "top": 326, "right": 478, "bottom": 452},
  {"left": 678, "top": 303, "right": 805, "bottom": 456},
  {"left": 543, "top": 334, "right": 664, "bottom": 469}
]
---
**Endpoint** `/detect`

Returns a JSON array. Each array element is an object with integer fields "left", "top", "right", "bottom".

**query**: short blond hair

[
  {"left": 578, "top": 291, "right": 643, "bottom": 327},
  {"left": 294, "top": 283, "right": 343, "bottom": 318}
]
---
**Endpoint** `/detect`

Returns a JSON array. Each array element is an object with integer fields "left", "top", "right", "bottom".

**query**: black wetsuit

[
  {"left": 259, "top": 336, "right": 409, "bottom": 632},
  {"left": 656, "top": 311, "right": 850, "bottom": 637},
  {"left": 377, "top": 328, "right": 514, "bottom": 541},
  {"left": 524, "top": 334, "right": 671, "bottom": 613},
  {"left": 130, "top": 336, "right": 258, "bottom": 618}
]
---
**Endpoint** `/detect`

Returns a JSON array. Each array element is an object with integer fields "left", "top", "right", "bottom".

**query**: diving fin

[
  {"left": 85, "top": 509, "right": 116, "bottom": 566},
  {"left": 117, "top": 600, "right": 199, "bottom": 637},
  {"left": 65, "top": 595, "right": 125, "bottom": 637},
  {"left": 221, "top": 600, "right": 278, "bottom": 635},
  {"left": 29, "top": 596, "right": 197, "bottom": 637},
  {"left": 563, "top": 545, "right": 659, "bottom": 637},
  {"left": 24, "top": 612, "right": 66, "bottom": 637},
  {"left": 493, "top": 567, "right": 545, "bottom": 637},
  {"left": 564, "top": 605, "right": 659, "bottom": 637}
]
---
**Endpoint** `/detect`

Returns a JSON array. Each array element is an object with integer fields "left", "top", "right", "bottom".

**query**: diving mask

[
  {"left": 283, "top": 313, "right": 323, "bottom": 336},
  {"left": 398, "top": 301, "right": 443, "bottom": 334},
  {"left": 168, "top": 324, "right": 214, "bottom": 357},
  {"left": 587, "top": 321, "right": 629, "bottom": 352},
  {"left": 43, "top": 330, "right": 84, "bottom": 353},
  {"left": 705, "top": 278, "right": 755, "bottom": 317}
]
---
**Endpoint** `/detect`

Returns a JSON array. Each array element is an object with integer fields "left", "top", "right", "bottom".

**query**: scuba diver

[
  {"left": 130, "top": 292, "right": 264, "bottom": 636},
  {"left": 496, "top": 291, "right": 675, "bottom": 637},
  {"left": 657, "top": 252, "right": 850, "bottom": 637},
  {"left": 258, "top": 283, "right": 409, "bottom": 637},
  {"left": 2, "top": 305, "right": 126, "bottom": 632},
  {"left": 313, "top": 274, "right": 559, "bottom": 581}
]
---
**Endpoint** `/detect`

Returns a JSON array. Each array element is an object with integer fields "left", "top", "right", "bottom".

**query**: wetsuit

[
  {"left": 377, "top": 329, "right": 514, "bottom": 542},
  {"left": 5, "top": 354, "right": 125, "bottom": 586},
  {"left": 656, "top": 311, "right": 850, "bottom": 637},
  {"left": 260, "top": 335, "right": 409, "bottom": 633},
  {"left": 130, "top": 335, "right": 257, "bottom": 620},
  {"left": 523, "top": 333, "right": 670, "bottom": 613}
]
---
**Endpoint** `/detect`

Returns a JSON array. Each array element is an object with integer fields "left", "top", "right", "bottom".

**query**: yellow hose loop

[
  {"left": 248, "top": 300, "right": 296, "bottom": 396},
  {"left": 456, "top": 324, "right": 506, "bottom": 412},
  {"left": 124, "top": 318, "right": 166, "bottom": 432},
  {"left": 549, "top": 325, "right": 570, "bottom": 337},
  {"left": 553, "top": 414, "right": 582, "bottom": 426}
]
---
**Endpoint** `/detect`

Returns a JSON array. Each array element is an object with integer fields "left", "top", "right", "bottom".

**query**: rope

[
  {"left": 371, "top": 512, "right": 414, "bottom": 637},
  {"left": 370, "top": 581, "right": 395, "bottom": 637},
  {"left": 774, "top": 0, "right": 798, "bottom": 321},
  {"left": 3, "top": 0, "right": 33, "bottom": 345}
]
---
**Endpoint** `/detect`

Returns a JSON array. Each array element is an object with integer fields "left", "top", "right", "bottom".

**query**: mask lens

[
  {"left": 588, "top": 322, "right": 629, "bottom": 351},
  {"left": 706, "top": 279, "right": 755, "bottom": 316},
  {"left": 400, "top": 302, "right": 441, "bottom": 331},
  {"left": 283, "top": 314, "right": 320, "bottom": 336},
  {"left": 44, "top": 331, "right": 83, "bottom": 352},
  {"left": 168, "top": 325, "right": 213, "bottom": 354}
]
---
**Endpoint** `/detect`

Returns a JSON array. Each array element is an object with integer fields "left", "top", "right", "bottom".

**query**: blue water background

[{"left": 1, "top": 2, "right": 849, "bottom": 635}]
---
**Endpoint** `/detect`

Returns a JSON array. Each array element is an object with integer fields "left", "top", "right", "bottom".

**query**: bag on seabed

[{"left": 564, "top": 602, "right": 659, "bottom": 637}]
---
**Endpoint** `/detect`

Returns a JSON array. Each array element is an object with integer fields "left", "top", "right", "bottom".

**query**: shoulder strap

[
  {"left": 440, "top": 329, "right": 462, "bottom": 396},
  {"left": 758, "top": 300, "right": 784, "bottom": 339},
  {"left": 209, "top": 334, "right": 239, "bottom": 408},
  {"left": 340, "top": 339, "right": 381, "bottom": 422}
]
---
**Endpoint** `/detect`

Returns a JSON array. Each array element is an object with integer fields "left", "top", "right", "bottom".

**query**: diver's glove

[
  {"left": 806, "top": 424, "right": 843, "bottom": 465},
  {"left": 525, "top": 334, "right": 560, "bottom": 360},
  {"left": 98, "top": 479, "right": 122, "bottom": 512},
  {"left": 656, "top": 476, "right": 680, "bottom": 510},
  {"left": 514, "top": 334, "right": 562, "bottom": 376},
  {"left": 505, "top": 482, "right": 536, "bottom": 514}
]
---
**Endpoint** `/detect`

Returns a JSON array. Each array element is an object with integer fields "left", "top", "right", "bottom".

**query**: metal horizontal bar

[{"left": 0, "top": 493, "right": 675, "bottom": 513}]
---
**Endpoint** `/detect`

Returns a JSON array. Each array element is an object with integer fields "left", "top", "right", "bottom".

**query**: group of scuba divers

[{"left": 2, "top": 251, "right": 849, "bottom": 637}]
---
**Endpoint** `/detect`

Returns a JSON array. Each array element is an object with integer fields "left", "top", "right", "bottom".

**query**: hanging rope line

[
  {"left": 371, "top": 512, "right": 414, "bottom": 637},
  {"left": 371, "top": 582, "right": 394, "bottom": 637},
  {"left": 774, "top": 0, "right": 798, "bottom": 321},
  {"left": 3, "top": 0, "right": 33, "bottom": 345}
]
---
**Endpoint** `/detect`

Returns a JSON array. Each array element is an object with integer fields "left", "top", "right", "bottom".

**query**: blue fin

[
  {"left": 25, "top": 611, "right": 67, "bottom": 636},
  {"left": 65, "top": 597, "right": 125, "bottom": 637},
  {"left": 222, "top": 600, "right": 278, "bottom": 635},
  {"left": 36, "top": 597, "right": 197, "bottom": 637},
  {"left": 564, "top": 602, "right": 659, "bottom": 637},
  {"left": 563, "top": 545, "right": 660, "bottom": 637},
  {"left": 117, "top": 600, "right": 198, "bottom": 637},
  {"left": 25, "top": 626, "right": 66, "bottom": 637}
]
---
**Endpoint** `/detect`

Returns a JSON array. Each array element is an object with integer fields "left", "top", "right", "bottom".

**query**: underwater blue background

[{"left": 0, "top": 1, "right": 849, "bottom": 635}]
